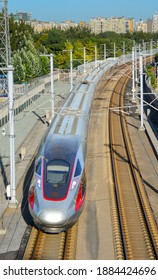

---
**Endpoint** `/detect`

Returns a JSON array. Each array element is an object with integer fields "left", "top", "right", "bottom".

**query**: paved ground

[
  {"left": 76, "top": 73, "right": 115, "bottom": 260},
  {"left": 127, "top": 111, "right": 158, "bottom": 224}
]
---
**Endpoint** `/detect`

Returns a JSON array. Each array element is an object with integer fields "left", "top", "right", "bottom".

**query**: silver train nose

[{"left": 38, "top": 209, "right": 68, "bottom": 225}]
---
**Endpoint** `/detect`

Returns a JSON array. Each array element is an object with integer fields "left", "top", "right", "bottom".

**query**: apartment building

[
  {"left": 89, "top": 17, "right": 134, "bottom": 34},
  {"left": 135, "top": 13, "right": 158, "bottom": 33},
  {"left": 12, "top": 10, "right": 158, "bottom": 34},
  {"left": 31, "top": 20, "right": 56, "bottom": 32},
  {"left": 152, "top": 13, "right": 158, "bottom": 32},
  {"left": 13, "top": 11, "right": 32, "bottom": 22},
  {"left": 147, "top": 18, "right": 153, "bottom": 33},
  {"left": 58, "top": 20, "right": 78, "bottom": 30},
  {"left": 135, "top": 20, "right": 147, "bottom": 32}
]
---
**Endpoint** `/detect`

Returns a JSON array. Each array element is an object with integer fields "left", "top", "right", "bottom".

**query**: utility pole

[
  {"left": 150, "top": 39, "right": 153, "bottom": 64},
  {"left": 139, "top": 53, "right": 145, "bottom": 131},
  {"left": 70, "top": 49, "right": 73, "bottom": 90},
  {"left": 0, "top": 0, "right": 11, "bottom": 92},
  {"left": 8, "top": 65, "right": 17, "bottom": 206},
  {"left": 114, "top": 42, "right": 116, "bottom": 60},
  {"left": 40, "top": 54, "right": 54, "bottom": 120},
  {"left": 0, "top": 2, "right": 17, "bottom": 205},
  {"left": 123, "top": 41, "right": 125, "bottom": 62},
  {"left": 100, "top": 44, "right": 106, "bottom": 60},
  {"left": 63, "top": 49, "right": 73, "bottom": 91},
  {"left": 0, "top": 0, "right": 11, "bottom": 67},
  {"left": 83, "top": 47, "right": 86, "bottom": 74},
  {"left": 95, "top": 45, "right": 97, "bottom": 67},
  {"left": 1, "top": 66, "right": 17, "bottom": 206},
  {"left": 50, "top": 54, "right": 54, "bottom": 119},
  {"left": 132, "top": 47, "right": 136, "bottom": 100}
]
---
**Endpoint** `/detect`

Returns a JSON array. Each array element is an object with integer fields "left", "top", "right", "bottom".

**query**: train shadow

[
  {"left": 21, "top": 159, "right": 34, "bottom": 226},
  {"left": 0, "top": 155, "right": 9, "bottom": 189}
]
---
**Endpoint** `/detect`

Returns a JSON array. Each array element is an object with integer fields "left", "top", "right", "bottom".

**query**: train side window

[
  {"left": 35, "top": 159, "right": 42, "bottom": 176},
  {"left": 74, "top": 160, "right": 82, "bottom": 177}
]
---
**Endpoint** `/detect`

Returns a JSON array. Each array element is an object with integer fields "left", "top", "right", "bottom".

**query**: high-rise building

[
  {"left": 135, "top": 20, "right": 147, "bottom": 32},
  {"left": 147, "top": 18, "right": 153, "bottom": 33},
  {"left": 152, "top": 13, "right": 158, "bottom": 32},
  {"left": 13, "top": 11, "right": 32, "bottom": 22},
  {"left": 89, "top": 17, "right": 134, "bottom": 34}
]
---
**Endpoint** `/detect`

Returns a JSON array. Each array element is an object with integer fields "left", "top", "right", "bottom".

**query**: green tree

[
  {"left": 9, "top": 16, "right": 34, "bottom": 52},
  {"left": 56, "top": 41, "right": 73, "bottom": 69},
  {"left": 10, "top": 17, "right": 158, "bottom": 80},
  {"left": 20, "top": 48, "right": 31, "bottom": 80},
  {"left": 11, "top": 52, "right": 25, "bottom": 83},
  {"left": 39, "top": 55, "right": 50, "bottom": 75},
  {"left": 42, "top": 28, "right": 66, "bottom": 53}
]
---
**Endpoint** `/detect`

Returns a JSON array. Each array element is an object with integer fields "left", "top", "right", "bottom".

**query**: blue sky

[{"left": 8, "top": 0, "right": 158, "bottom": 23}]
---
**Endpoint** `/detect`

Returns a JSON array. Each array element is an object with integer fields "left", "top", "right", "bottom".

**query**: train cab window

[
  {"left": 46, "top": 160, "right": 69, "bottom": 185},
  {"left": 35, "top": 158, "right": 42, "bottom": 176},
  {"left": 74, "top": 159, "right": 82, "bottom": 177}
]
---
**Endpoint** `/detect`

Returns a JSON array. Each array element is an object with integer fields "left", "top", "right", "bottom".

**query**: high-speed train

[
  {"left": 28, "top": 78, "right": 93, "bottom": 232},
  {"left": 28, "top": 132, "right": 87, "bottom": 233},
  {"left": 28, "top": 61, "right": 115, "bottom": 233}
]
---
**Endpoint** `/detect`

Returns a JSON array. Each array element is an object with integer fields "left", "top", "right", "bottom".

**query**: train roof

[
  {"left": 37, "top": 60, "right": 118, "bottom": 162},
  {"left": 41, "top": 134, "right": 81, "bottom": 164}
]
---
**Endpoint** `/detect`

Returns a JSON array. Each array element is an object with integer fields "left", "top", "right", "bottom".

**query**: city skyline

[{"left": 8, "top": 0, "right": 158, "bottom": 23}]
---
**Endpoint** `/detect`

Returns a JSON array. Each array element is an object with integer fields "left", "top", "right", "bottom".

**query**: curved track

[
  {"left": 20, "top": 60, "right": 158, "bottom": 260},
  {"left": 109, "top": 68, "right": 158, "bottom": 259}
]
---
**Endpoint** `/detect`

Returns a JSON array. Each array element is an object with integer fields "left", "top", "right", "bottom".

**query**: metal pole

[
  {"left": 144, "top": 42, "right": 146, "bottom": 65},
  {"left": 139, "top": 53, "right": 145, "bottom": 130},
  {"left": 150, "top": 39, "right": 153, "bottom": 64},
  {"left": 70, "top": 49, "right": 73, "bottom": 91},
  {"left": 132, "top": 47, "right": 135, "bottom": 100},
  {"left": 83, "top": 47, "right": 86, "bottom": 74},
  {"left": 50, "top": 53, "right": 54, "bottom": 119},
  {"left": 95, "top": 45, "right": 97, "bottom": 67},
  {"left": 63, "top": 49, "right": 73, "bottom": 91},
  {"left": 40, "top": 53, "right": 54, "bottom": 120},
  {"left": 104, "top": 44, "right": 106, "bottom": 60},
  {"left": 135, "top": 45, "right": 138, "bottom": 83},
  {"left": 100, "top": 44, "right": 106, "bottom": 60},
  {"left": 123, "top": 41, "right": 125, "bottom": 62},
  {"left": 8, "top": 65, "right": 17, "bottom": 206},
  {"left": 114, "top": 42, "right": 116, "bottom": 60}
]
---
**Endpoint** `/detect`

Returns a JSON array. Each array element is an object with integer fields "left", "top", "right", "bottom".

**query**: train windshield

[{"left": 46, "top": 160, "right": 69, "bottom": 185}]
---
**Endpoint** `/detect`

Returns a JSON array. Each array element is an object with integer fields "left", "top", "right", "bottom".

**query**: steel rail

[{"left": 109, "top": 68, "right": 158, "bottom": 259}]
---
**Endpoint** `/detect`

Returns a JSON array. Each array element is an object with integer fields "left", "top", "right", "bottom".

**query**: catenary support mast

[{"left": 0, "top": 0, "right": 11, "bottom": 68}]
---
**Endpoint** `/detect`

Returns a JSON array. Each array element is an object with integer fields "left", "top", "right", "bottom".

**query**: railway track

[
  {"left": 21, "top": 60, "right": 158, "bottom": 260},
  {"left": 23, "top": 222, "right": 78, "bottom": 260},
  {"left": 21, "top": 64, "right": 123, "bottom": 261},
  {"left": 109, "top": 68, "right": 158, "bottom": 259}
]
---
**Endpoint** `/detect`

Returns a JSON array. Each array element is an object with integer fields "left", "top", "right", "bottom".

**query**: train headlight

[{"left": 36, "top": 175, "right": 41, "bottom": 188}]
